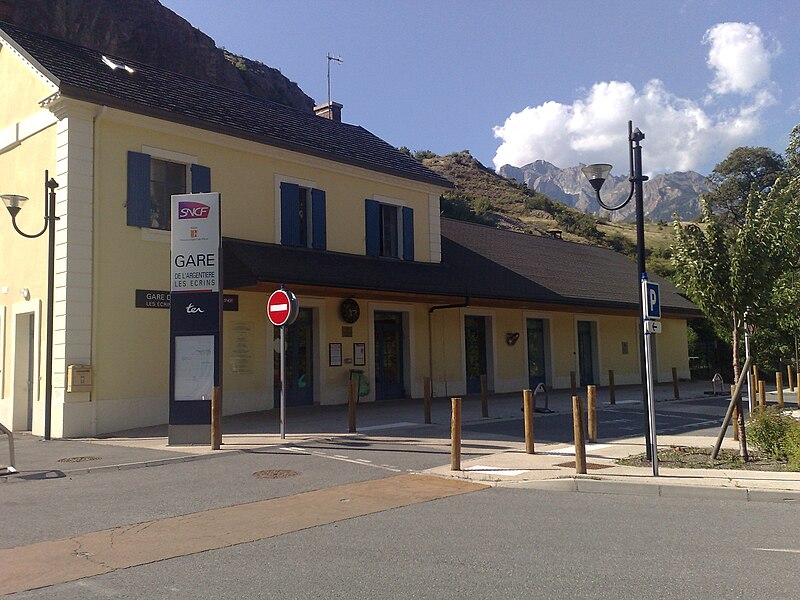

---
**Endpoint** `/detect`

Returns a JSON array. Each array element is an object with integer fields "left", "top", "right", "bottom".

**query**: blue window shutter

[
  {"left": 127, "top": 151, "right": 151, "bottom": 227},
  {"left": 280, "top": 182, "right": 300, "bottom": 246},
  {"left": 402, "top": 206, "right": 414, "bottom": 261},
  {"left": 365, "top": 199, "right": 380, "bottom": 256},
  {"left": 191, "top": 164, "right": 211, "bottom": 193},
  {"left": 311, "top": 188, "right": 327, "bottom": 250}
]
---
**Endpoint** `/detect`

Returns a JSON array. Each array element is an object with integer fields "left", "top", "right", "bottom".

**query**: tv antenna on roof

[{"left": 327, "top": 53, "right": 343, "bottom": 106}]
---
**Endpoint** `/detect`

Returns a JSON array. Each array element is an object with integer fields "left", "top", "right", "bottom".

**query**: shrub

[{"left": 746, "top": 407, "right": 800, "bottom": 461}]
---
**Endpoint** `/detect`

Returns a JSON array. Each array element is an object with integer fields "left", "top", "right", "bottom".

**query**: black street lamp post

[
  {"left": 2, "top": 171, "right": 59, "bottom": 440},
  {"left": 581, "top": 121, "right": 653, "bottom": 461}
]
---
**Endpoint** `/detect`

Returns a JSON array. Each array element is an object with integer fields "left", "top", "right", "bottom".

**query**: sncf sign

[{"left": 178, "top": 201, "right": 211, "bottom": 219}]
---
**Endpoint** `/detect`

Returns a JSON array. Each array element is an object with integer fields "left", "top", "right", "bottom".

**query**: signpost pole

[
  {"left": 642, "top": 277, "right": 659, "bottom": 476},
  {"left": 280, "top": 324, "right": 286, "bottom": 440},
  {"left": 267, "top": 286, "right": 298, "bottom": 441}
]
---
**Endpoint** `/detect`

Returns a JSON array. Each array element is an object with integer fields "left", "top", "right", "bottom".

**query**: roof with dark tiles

[
  {"left": 0, "top": 22, "right": 452, "bottom": 189},
  {"left": 223, "top": 218, "right": 700, "bottom": 316}
]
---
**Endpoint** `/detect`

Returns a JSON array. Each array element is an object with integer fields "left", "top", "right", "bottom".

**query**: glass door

[
  {"left": 274, "top": 308, "right": 313, "bottom": 406},
  {"left": 374, "top": 311, "right": 404, "bottom": 400},
  {"left": 465, "top": 315, "right": 487, "bottom": 394},
  {"left": 527, "top": 318, "right": 546, "bottom": 389}
]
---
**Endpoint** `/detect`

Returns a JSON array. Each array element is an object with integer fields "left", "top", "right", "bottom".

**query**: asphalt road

[{"left": 9, "top": 485, "right": 800, "bottom": 599}]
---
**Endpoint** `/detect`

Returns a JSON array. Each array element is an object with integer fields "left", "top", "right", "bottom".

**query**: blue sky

[{"left": 160, "top": 0, "right": 799, "bottom": 176}]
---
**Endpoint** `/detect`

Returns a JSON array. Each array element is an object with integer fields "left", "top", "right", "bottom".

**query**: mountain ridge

[{"left": 499, "top": 159, "right": 710, "bottom": 222}]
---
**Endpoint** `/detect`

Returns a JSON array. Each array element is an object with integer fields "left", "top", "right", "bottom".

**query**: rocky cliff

[{"left": 0, "top": 0, "right": 315, "bottom": 111}]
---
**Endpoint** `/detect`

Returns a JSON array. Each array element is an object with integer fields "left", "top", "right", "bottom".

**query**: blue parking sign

[{"left": 643, "top": 281, "right": 661, "bottom": 319}]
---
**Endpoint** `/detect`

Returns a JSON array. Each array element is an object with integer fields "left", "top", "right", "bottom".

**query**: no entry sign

[{"left": 267, "top": 289, "right": 299, "bottom": 327}]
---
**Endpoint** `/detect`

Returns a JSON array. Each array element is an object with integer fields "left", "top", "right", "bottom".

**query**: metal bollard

[
  {"left": 572, "top": 395, "right": 587, "bottom": 474},
  {"left": 423, "top": 377, "right": 432, "bottom": 425},
  {"left": 348, "top": 379, "right": 357, "bottom": 433},
  {"left": 480, "top": 374, "right": 489, "bottom": 418},
  {"left": 672, "top": 367, "right": 680, "bottom": 400},
  {"left": 608, "top": 369, "right": 616, "bottom": 405}
]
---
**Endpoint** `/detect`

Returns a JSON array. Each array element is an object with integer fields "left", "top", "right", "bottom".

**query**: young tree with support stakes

[{"left": 672, "top": 132, "right": 800, "bottom": 458}]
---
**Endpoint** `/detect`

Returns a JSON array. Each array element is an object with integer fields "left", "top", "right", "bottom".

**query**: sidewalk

[{"left": 4, "top": 380, "right": 800, "bottom": 501}]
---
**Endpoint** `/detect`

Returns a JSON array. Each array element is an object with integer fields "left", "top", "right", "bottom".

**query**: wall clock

[{"left": 340, "top": 298, "right": 360, "bottom": 324}]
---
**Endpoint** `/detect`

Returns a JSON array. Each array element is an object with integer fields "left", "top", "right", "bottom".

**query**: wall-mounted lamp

[
  {"left": 505, "top": 332, "right": 520, "bottom": 346},
  {"left": 19, "top": 288, "right": 30, "bottom": 301}
]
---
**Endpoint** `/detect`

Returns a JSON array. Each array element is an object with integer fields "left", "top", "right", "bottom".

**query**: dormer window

[{"left": 102, "top": 55, "right": 134, "bottom": 74}]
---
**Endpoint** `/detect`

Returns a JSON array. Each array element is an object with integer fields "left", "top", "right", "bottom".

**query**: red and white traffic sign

[{"left": 267, "top": 288, "right": 299, "bottom": 326}]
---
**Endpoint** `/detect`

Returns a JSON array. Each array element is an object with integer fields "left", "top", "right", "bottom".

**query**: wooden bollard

[
  {"left": 672, "top": 367, "right": 680, "bottom": 400},
  {"left": 523, "top": 389, "right": 535, "bottom": 454},
  {"left": 730, "top": 385, "right": 739, "bottom": 441},
  {"left": 480, "top": 374, "right": 489, "bottom": 418},
  {"left": 587, "top": 385, "right": 597, "bottom": 443},
  {"left": 451, "top": 397, "right": 462, "bottom": 471},
  {"left": 754, "top": 365, "right": 760, "bottom": 389},
  {"left": 776, "top": 372, "right": 784, "bottom": 409},
  {"left": 423, "top": 377, "right": 432, "bottom": 424},
  {"left": 570, "top": 371, "right": 577, "bottom": 398},
  {"left": 788, "top": 365, "right": 795, "bottom": 392},
  {"left": 348, "top": 378, "right": 357, "bottom": 433},
  {"left": 608, "top": 369, "right": 616, "bottom": 405},
  {"left": 797, "top": 373, "right": 800, "bottom": 408},
  {"left": 572, "top": 395, "right": 587, "bottom": 474},
  {"left": 211, "top": 386, "right": 222, "bottom": 450},
  {"left": 758, "top": 379, "right": 766, "bottom": 408}
]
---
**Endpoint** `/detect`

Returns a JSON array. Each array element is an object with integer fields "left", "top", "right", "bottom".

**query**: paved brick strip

[{"left": 1, "top": 474, "right": 486, "bottom": 596}]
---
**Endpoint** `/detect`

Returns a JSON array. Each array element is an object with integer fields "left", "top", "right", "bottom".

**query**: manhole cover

[
  {"left": 57, "top": 456, "right": 101, "bottom": 463},
  {"left": 253, "top": 469, "right": 299, "bottom": 479},
  {"left": 554, "top": 461, "right": 613, "bottom": 470}
]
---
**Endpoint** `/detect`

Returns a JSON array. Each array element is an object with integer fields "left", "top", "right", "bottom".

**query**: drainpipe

[{"left": 428, "top": 296, "right": 470, "bottom": 398}]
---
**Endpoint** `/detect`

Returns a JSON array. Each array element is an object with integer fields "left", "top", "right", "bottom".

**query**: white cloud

[
  {"left": 492, "top": 22, "right": 778, "bottom": 174},
  {"left": 704, "top": 22, "right": 777, "bottom": 96}
]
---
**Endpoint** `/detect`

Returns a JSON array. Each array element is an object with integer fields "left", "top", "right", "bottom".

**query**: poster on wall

[{"left": 174, "top": 335, "right": 214, "bottom": 401}]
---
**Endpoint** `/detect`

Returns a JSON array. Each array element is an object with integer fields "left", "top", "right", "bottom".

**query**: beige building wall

[{"left": 0, "top": 46, "right": 58, "bottom": 433}]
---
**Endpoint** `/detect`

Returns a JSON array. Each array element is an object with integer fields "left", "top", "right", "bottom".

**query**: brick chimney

[{"left": 314, "top": 101, "right": 343, "bottom": 122}]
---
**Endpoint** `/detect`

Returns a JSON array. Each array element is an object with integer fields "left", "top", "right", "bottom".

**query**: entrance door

[
  {"left": 577, "top": 320, "right": 596, "bottom": 386},
  {"left": 465, "top": 315, "right": 487, "bottom": 394},
  {"left": 527, "top": 318, "right": 546, "bottom": 389},
  {"left": 13, "top": 313, "right": 35, "bottom": 431},
  {"left": 374, "top": 311, "right": 404, "bottom": 400},
  {"left": 274, "top": 308, "right": 313, "bottom": 406}
]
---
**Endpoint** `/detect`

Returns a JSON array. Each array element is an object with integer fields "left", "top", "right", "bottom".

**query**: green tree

[
  {"left": 703, "top": 146, "right": 785, "bottom": 227},
  {"left": 673, "top": 135, "right": 800, "bottom": 384}
]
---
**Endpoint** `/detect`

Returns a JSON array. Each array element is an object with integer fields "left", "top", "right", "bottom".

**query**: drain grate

[
  {"left": 554, "top": 461, "right": 613, "bottom": 470},
  {"left": 253, "top": 469, "right": 299, "bottom": 479},
  {"left": 57, "top": 456, "right": 102, "bottom": 463}
]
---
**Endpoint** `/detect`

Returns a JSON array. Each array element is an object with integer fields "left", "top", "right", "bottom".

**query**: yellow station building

[{"left": 0, "top": 24, "right": 700, "bottom": 438}]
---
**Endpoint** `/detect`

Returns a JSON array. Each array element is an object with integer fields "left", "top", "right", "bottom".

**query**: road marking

[
  {"left": 358, "top": 421, "right": 418, "bottom": 431},
  {"left": 754, "top": 548, "right": 800, "bottom": 554},
  {"left": 0, "top": 474, "right": 488, "bottom": 596},
  {"left": 464, "top": 465, "right": 529, "bottom": 476},
  {"left": 543, "top": 444, "right": 610, "bottom": 456},
  {"left": 284, "top": 446, "right": 402, "bottom": 472}
]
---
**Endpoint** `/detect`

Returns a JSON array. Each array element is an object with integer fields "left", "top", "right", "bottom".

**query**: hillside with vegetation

[{"left": 412, "top": 150, "right": 678, "bottom": 278}]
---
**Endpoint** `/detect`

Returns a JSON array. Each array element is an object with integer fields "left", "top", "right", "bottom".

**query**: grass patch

[{"left": 617, "top": 446, "right": 799, "bottom": 471}]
